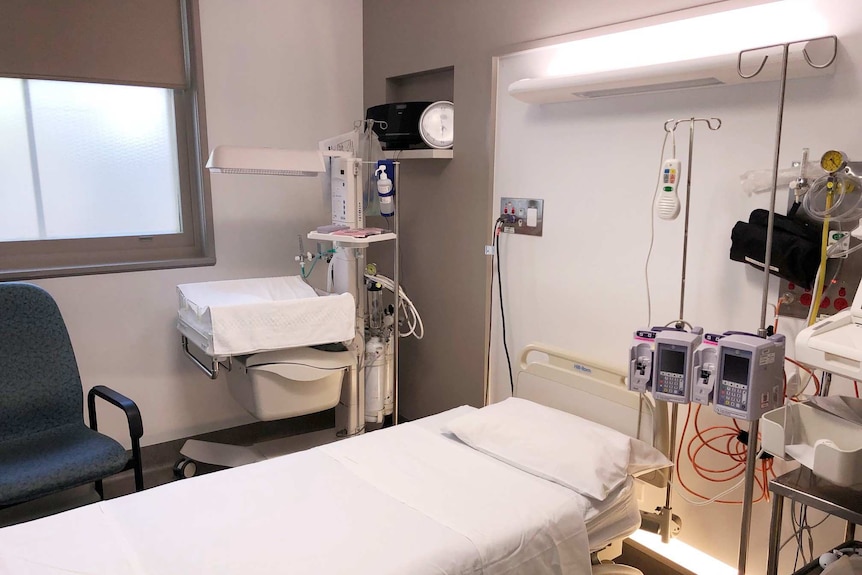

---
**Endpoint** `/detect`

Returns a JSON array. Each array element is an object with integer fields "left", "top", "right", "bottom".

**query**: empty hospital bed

[{"left": 0, "top": 344, "right": 670, "bottom": 575}]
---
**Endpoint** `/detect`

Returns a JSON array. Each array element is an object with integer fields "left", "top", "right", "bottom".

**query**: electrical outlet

[
  {"left": 500, "top": 197, "right": 544, "bottom": 236},
  {"left": 828, "top": 230, "right": 851, "bottom": 258}
]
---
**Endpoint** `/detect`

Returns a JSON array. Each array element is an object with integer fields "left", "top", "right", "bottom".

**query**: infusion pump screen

[
  {"left": 717, "top": 353, "right": 751, "bottom": 411},
  {"left": 656, "top": 348, "right": 686, "bottom": 397}
]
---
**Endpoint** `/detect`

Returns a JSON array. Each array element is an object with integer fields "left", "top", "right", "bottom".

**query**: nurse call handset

[
  {"left": 652, "top": 328, "right": 703, "bottom": 404},
  {"left": 713, "top": 333, "right": 785, "bottom": 421},
  {"left": 656, "top": 159, "right": 682, "bottom": 220}
]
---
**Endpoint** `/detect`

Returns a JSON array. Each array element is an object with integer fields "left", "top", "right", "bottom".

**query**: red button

[
  {"left": 800, "top": 293, "right": 812, "bottom": 306},
  {"left": 821, "top": 297, "right": 831, "bottom": 309},
  {"left": 788, "top": 283, "right": 796, "bottom": 290},
  {"left": 834, "top": 298, "right": 849, "bottom": 311},
  {"left": 839, "top": 287, "right": 847, "bottom": 297}
]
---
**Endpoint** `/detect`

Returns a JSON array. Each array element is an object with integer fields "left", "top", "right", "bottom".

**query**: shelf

[
  {"left": 383, "top": 149, "right": 453, "bottom": 160},
  {"left": 307, "top": 231, "right": 396, "bottom": 245},
  {"left": 770, "top": 468, "right": 862, "bottom": 525}
]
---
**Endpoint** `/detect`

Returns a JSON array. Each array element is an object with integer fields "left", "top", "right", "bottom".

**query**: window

[{"left": 0, "top": 0, "right": 213, "bottom": 279}]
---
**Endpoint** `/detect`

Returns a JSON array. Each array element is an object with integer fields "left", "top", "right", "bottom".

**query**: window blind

[{"left": 0, "top": 0, "right": 187, "bottom": 89}]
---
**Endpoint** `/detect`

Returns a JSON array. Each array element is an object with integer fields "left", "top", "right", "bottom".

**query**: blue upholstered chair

[{"left": 0, "top": 283, "right": 144, "bottom": 508}]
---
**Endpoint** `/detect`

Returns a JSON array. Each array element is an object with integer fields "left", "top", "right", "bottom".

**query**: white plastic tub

[{"left": 761, "top": 402, "right": 862, "bottom": 487}]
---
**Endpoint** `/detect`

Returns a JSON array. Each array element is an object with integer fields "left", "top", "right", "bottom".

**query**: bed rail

[{"left": 515, "top": 343, "right": 670, "bottom": 488}]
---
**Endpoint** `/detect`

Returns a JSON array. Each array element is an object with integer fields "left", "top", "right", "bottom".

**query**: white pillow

[{"left": 445, "top": 397, "right": 672, "bottom": 500}]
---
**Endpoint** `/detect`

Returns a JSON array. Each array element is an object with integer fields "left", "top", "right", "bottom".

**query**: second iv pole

[{"left": 734, "top": 34, "right": 837, "bottom": 575}]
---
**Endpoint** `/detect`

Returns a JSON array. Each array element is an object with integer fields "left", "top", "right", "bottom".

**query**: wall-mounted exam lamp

[{"left": 205, "top": 145, "right": 326, "bottom": 176}]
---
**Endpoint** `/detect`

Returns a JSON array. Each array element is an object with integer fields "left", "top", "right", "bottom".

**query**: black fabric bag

[{"left": 729, "top": 208, "right": 822, "bottom": 289}]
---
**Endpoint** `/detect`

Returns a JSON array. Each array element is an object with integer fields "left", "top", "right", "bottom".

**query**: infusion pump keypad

[
  {"left": 657, "top": 372, "right": 686, "bottom": 396},
  {"left": 718, "top": 381, "right": 748, "bottom": 410}
]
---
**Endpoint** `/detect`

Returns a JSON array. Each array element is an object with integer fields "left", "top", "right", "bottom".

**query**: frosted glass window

[
  {"left": 0, "top": 0, "right": 212, "bottom": 281},
  {"left": 0, "top": 80, "right": 182, "bottom": 241},
  {"left": 0, "top": 79, "right": 39, "bottom": 241}
]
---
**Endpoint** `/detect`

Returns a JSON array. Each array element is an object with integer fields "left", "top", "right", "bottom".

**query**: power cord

[{"left": 492, "top": 219, "right": 514, "bottom": 394}]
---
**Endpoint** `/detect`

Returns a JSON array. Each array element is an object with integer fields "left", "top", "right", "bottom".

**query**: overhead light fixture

[
  {"left": 509, "top": 39, "right": 835, "bottom": 104},
  {"left": 507, "top": 1, "right": 834, "bottom": 104},
  {"left": 205, "top": 146, "right": 326, "bottom": 177}
]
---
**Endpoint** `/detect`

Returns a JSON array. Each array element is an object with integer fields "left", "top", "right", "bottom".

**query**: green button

[{"left": 663, "top": 186, "right": 673, "bottom": 191}]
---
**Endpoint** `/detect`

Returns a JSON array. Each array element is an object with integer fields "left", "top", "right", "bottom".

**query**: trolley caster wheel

[{"left": 173, "top": 458, "right": 197, "bottom": 479}]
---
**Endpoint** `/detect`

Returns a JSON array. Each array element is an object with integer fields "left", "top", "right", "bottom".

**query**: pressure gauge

[
  {"left": 419, "top": 101, "right": 454, "bottom": 149},
  {"left": 821, "top": 150, "right": 847, "bottom": 173}
]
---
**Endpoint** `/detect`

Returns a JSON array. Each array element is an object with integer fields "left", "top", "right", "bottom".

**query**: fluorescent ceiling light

[
  {"left": 507, "top": 1, "right": 834, "bottom": 104},
  {"left": 509, "top": 38, "right": 835, "bottom": 104},
  {"left": 205, "top": 146, "right": 326, "bottom": 177},
  {"left": 543, "top": 1, "right": 828, "bottom": 78}
]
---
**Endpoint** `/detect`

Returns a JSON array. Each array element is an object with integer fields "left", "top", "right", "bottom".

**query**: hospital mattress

[
  {"left": 176, "top": 276, "right": 355, "bottom": 356},
  {"left": 413, "top": 406, "right": 643, "bottom": 553},
  {"left": 0, "top": 407, "right": 642, "bottom": 575}
]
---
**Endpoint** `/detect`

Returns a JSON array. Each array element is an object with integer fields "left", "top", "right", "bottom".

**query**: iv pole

[
  {"left": 665, "top": 118, "right": 722, "bottom": 326},
  {"left": 733, "top": 35, "right": 837, "bottom": 575},
  {"left": 659, "top": 117, "right": 721, "bottom": 543}
]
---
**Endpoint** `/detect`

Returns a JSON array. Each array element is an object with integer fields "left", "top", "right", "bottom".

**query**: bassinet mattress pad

[{"left": 176, "top": 276, "right": 355, "bottom": 356}]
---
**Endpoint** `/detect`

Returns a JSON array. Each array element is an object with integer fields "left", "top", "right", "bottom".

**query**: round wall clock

[{"left": 419, "top": 100, "right": 454, "bottom": 150}]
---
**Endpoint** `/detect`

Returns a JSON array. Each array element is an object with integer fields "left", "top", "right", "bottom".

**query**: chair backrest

[{"left": 0, "top": 283, "right": 83, "bottom": 443}]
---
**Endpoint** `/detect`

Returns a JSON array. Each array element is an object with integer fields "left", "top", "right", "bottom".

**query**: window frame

[{"left": 0, "top": 0, "right": 214, "bottom": 280}]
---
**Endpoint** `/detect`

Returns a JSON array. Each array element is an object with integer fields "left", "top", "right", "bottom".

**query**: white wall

[
  {"left": 33, "top": 0, "right": 363, "bottom": 446},
  {"left": 491, "top": 0, "right": 861, "bottom": 572}
]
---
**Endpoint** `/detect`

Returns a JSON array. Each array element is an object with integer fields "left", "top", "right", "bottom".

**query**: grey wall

[{"left": 362, "top": 0, "right": 736, "bottom": 420}]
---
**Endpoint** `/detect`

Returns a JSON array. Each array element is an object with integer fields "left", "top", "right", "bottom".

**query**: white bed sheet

[
  {"left": 412, "top": 406, "right": 642, "bottom": 553},
  {"left": 176, "top": 276, "right": 355, "bottom": 356},
  {"left": 0, "top": 407, "right": 643, "bottom": 575}
]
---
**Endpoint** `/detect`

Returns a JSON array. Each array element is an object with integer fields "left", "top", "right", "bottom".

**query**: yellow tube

[{"left": 808, "top": 188, "right": 834, "bottom": 326}]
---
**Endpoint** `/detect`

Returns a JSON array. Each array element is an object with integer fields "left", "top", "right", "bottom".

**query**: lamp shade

[{"left": 205, "top": 146, "right": 326, "bottom": 176}]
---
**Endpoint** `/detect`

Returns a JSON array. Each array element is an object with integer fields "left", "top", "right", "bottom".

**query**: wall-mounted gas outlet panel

[{"left": 500, "top": 197, "right": 544, "bottom": 236}]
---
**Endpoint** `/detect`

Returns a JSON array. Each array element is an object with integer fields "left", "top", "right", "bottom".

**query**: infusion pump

[
  {"left": 713, "top": 333, "right": 785, "bottom": 421},
  {"left": 628, "top": 326, "right": 703, "bottom": 402},
  {"left": 629, "top": 329, "right": 786, "bottom": 421}
]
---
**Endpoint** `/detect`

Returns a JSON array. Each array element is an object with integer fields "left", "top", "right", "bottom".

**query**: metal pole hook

[{"left": 738, "top": 34, "right": 838, "bottom": 79}]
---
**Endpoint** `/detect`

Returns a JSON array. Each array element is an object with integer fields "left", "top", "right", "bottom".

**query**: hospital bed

[{"left": 0, "top": 344, "right": 670, "bottom": 575}]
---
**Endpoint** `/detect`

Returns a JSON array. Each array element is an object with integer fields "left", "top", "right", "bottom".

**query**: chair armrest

[
  {"left": 87, "top": 385, "right": 145, "bottom": 492},
  {"left": 87, "top": 385, "right": 144, "bottom": 439}
]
